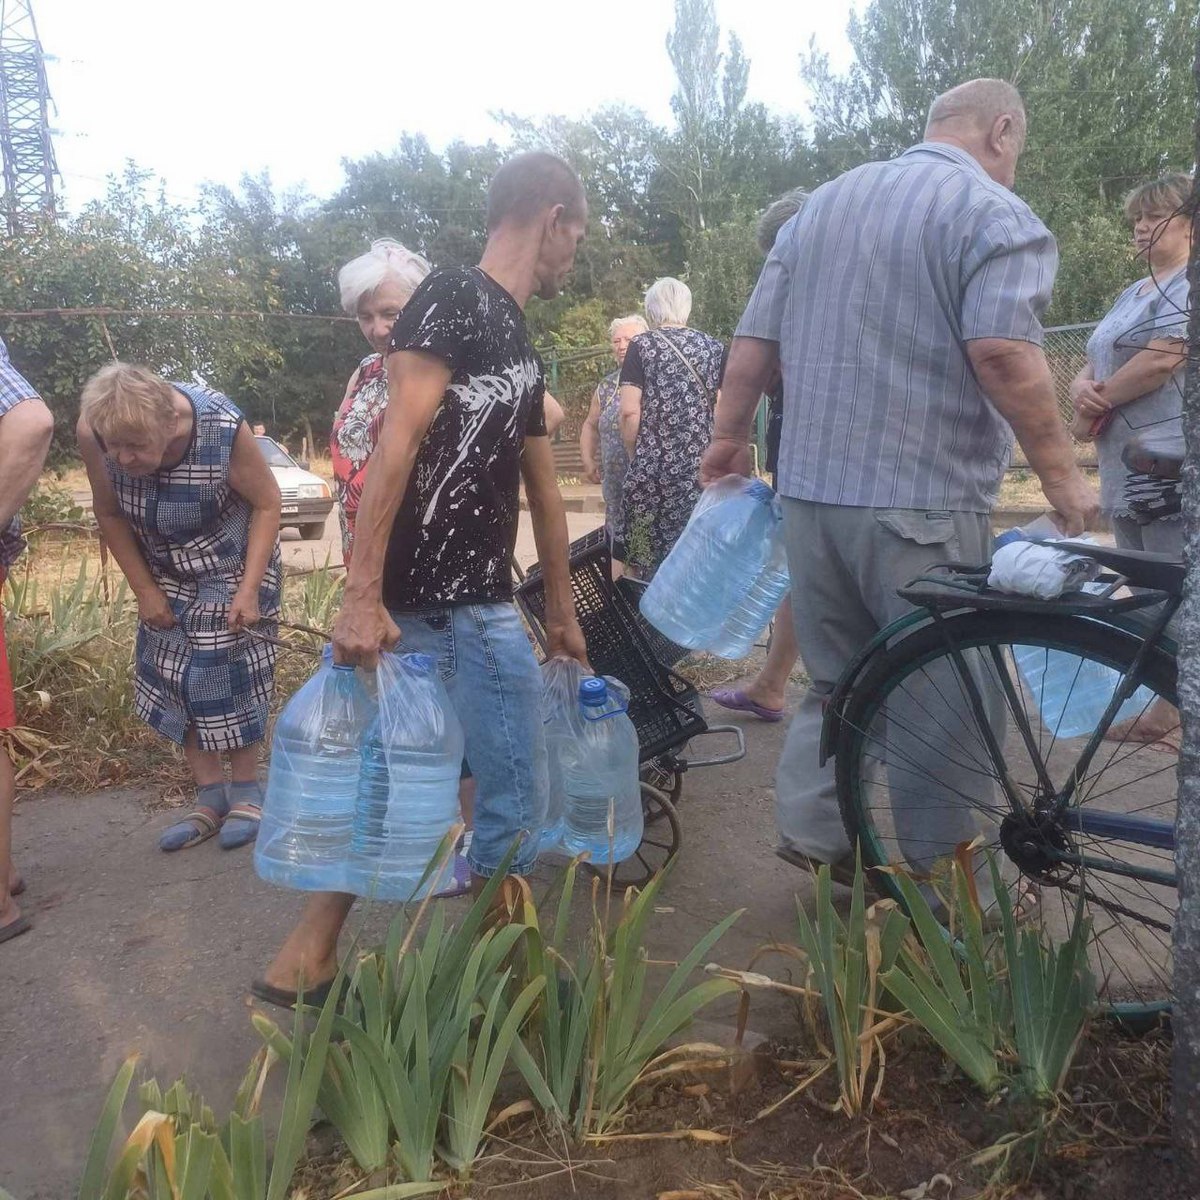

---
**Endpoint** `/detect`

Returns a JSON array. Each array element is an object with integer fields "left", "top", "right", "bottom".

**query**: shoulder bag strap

[{"left": 655, "top": 329, "right": 715, "bottom": 406}]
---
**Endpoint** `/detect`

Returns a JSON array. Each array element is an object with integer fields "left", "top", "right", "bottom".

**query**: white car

[{"left": 256, "top": 436, "right": 335, "bottom": 540}]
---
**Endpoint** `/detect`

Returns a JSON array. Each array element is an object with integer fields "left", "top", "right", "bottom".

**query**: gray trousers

[{"left": 776, "top": 499, "right": 997, "bottom": 865}]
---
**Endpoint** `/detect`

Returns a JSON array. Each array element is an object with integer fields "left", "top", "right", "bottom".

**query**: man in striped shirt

[{"left": 700, "top": 79, "right": 1098, "bottom": 884}]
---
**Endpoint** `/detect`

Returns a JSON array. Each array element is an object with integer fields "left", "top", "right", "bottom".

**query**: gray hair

[
  {"left": 644, "top": 277, "right": 692, "bottom": 327},
  {"left": 608, "top": 313, "right": 648, "bottom": 338},
  {"left": 338, "top": 238, "right": 432, "bottom": 315},
  {"left": 757, "top": 187, "right": 809, "bottom": 256},
  {"left": 925, "top": 78, "right": 1026, "bottom": 140}
]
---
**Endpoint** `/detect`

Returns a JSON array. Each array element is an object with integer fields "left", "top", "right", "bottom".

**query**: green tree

[
  {"left": 802, "top": 0, "right": 1199, "bottom": 320},
  {"left": 0, "top": 166, "right": 280, "bottom": 457}
]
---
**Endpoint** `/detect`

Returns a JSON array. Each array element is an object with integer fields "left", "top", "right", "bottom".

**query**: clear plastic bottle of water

[
  {"left": 349, "top": 652, "right": 464, "bottom": 901},
  {"left": 995, "top": 524, "right": 1155, "bottom": 737},
  {"left": 540, "top": 657, "right": 589, "bottom": 854},
  {"left": 560, "top": 677, "right": 643, "bottom": 864},
  {"left": 255, "top": 655, "right": 374, "bottom": 892},
  {"left": 640, "top": 477, "right": 789, "bottom": 658},
  {"left": 708, "top": 511, "right": 790, "bottom": 659}
]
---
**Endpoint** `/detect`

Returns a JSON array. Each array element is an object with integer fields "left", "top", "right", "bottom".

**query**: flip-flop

[
  {"left": 432, "top": 851, "right": 473, "bottom": 899},
  {"left": 0, "top": 914, "right": 31, "bottom": 945},
  {"left": 160, "top": 806, "right": 225, "bottom": 852},
  {"left": 709, "top": 687, "right": 785, "bottom": 723},
  {"left": 250, "top": 976, "right": 338, "bottom": 1011},
  {"left": 219, "top": 802, "right": 262, "bottom": 850}
]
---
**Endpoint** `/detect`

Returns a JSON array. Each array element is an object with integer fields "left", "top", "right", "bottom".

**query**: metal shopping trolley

[{"left": 516, "top": 527, "right": 745, "bottom": 887}]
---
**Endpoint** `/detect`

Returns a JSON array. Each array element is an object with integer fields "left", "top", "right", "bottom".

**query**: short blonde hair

[
  {"left": 644, "top": 278, "right": 692, "bottom": 327},
  {"left": 1123, "top": 173, "right": 1193, "bottom": 223},
  {"left": 337, "top": 238, "right": 432, "bottom": 315},
  {"left": 81, "top": 363, "right": 177, "bottom": 444},
  {"left": 608, "top": 314, "right": 647, "bottom": 338}
]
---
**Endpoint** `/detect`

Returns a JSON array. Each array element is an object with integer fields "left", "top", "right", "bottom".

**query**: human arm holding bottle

[{"left": 331, "top": 350, "right": 447, "bottom": 669}]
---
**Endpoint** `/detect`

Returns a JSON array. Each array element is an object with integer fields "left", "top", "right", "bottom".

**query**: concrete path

[{"left": 0, "top": 689, "right": 805, "bottom": 1199}]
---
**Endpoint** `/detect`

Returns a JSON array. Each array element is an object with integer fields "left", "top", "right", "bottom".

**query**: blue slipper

[
  {"left": 160, "top": 784, "right": 229, "bottom": 852},
  {"left": 219, "top": 784, "right": 263, "bottom": 850}
]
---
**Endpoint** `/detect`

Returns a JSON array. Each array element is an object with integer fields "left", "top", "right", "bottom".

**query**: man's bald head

[{"left": 924, "top": 79, "right": 1027, "bottom": 188}]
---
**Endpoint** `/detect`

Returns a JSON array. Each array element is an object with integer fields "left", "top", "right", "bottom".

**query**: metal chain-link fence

[{"left": 1043, "top": 322, "right": 1096, "bottom": 423}]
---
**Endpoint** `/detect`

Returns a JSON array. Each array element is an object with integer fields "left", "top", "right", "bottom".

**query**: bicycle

[{"left": 823, "top": 445, "right": 1183, "bottom": 1022}]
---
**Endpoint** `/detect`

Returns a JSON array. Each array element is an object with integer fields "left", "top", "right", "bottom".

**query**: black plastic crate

[
  {"left": 516, "top": 531, "right": 706, "bottom": 762},
  {"left": 615, "top": 575, "right": 690, "bottom": 668}
]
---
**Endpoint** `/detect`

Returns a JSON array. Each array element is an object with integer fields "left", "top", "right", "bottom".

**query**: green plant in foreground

[
  {"left": 75, "top": 973, "right": 352, "bottom": 1200},
  {"left": 789, "top": 852, "right": 911, "bottom": 1115},
  {"left": 882, "top": 856, "right": 1095, "bottom": 1103},
  {"left": 258, "top": 844, "right": 533, "bottom": 1183},
  {"left": 514, "top": 860, "right": 742, "bottom": 1137},
  {"left": 510, "top": 859, "right": 600, "bottom": 1134},
  {"left": 881, "top": 861, "right": 1007, "bottom": 1097},
  {"left": 991, "top": 858, "right": 1095, "bottom": 1100}
]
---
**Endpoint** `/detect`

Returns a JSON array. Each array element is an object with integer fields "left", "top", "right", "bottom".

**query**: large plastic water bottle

[
  {"left": 640, "top": 475, "right": 789, "bottom": 659},
  {"left": 256, "top": 653, "right": 375, "bottom": 892},
  {"left": 349, "top": 651, "right": 464, "bottom": 901},
  {"left": 995, "top": 523, "right": 1155, "bottom": 737},
  {"left": 560, "top": 676, "right": 643, "bottom": 864},
  {"left": 540, "top": 657, "right": 590, "bottom": 854}
]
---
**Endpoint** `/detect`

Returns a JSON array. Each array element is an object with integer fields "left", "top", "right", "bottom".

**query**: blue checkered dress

[{"left": 105, "top": 385, "right": 282, "bottom": 751}]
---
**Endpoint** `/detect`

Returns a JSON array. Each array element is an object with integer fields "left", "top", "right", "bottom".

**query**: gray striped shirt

[{"left": 737, "top": 142, "right": 1057, "bottom": 513}]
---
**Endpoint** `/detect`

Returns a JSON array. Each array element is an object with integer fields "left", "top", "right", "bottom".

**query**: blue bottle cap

[
  {"left": 332, "top": 662, "right": 356, "bottom": 672},
  {"left": 746, "top": 478, "right": 774, "bottom": 502},
  {"left": 579, "top": 676, "right": 608, "bottom": 706},
  {"left": 403, "top": 652, "right": 436, "bottom": 674}
]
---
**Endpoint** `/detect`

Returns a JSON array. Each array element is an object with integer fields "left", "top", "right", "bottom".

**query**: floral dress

[
  {"left": 104, "top": 385, "right": 282, "bottom": 751},
  {"left": 618, "top": 328, "right": 725, "bottom": 574},
  {"left": 596, "top": 370, "right": 628, "bottom": 541},
  {"left": 330, "top": 353, "right": 388, "bottom": 561}
]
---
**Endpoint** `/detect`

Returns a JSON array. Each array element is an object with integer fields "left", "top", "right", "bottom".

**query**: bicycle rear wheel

[{"left": 835, "top": 610, "right": 1178, "bottom": 1018}]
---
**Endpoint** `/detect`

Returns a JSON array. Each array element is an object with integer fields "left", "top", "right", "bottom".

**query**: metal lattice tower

[{"left": 0, "top": 0, "right": 57, "bottom": 234}]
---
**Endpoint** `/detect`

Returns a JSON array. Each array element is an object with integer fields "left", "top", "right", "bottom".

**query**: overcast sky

[{"left": 33, "top": 0, "right": 857, "bottom": 212}]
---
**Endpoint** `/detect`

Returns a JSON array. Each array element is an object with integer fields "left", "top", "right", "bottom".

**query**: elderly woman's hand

[
  {"left": 136, "top": 585, "right": 177, "bottom": 630},
  {"left": 1070, "top": 377, "right": 1110, "bottom": 420},
  {"left": 228, "top": 586, "right": 261, "bottom": 632}
]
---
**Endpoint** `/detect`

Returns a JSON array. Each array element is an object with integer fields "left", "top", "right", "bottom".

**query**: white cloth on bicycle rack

[{"left": 987, "top": 540, "right": 1101, "bottom": 600}]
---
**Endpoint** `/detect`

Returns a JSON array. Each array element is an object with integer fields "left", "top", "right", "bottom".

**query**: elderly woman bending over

[
  {"left": 78, "top": 365, "right": 282, "bottom": 852},
  {"left": 619, "top": 278, "right": 725, "bottom": 576}
]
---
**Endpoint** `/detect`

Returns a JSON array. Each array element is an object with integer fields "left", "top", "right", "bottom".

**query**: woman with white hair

[
  {"left": 331, "top": 239, "right": 433, "bottom": 561},
  {"left": 580, "top": 313, "right": 647, "bottom": 567},
  {"left": 618, "top": 278, "right": 725, "bottom": 575}
]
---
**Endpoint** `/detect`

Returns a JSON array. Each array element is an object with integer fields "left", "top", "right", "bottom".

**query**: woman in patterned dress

[
  {"left": 331, "top": 239, "right": 434, "bottom": 562},
  {"left": 77, "top": 363, "right": 282, "bottom": 853},
  {"left": 580, "top": 313, "right": 647, "bottom": 570},
  {"left": 618, "top": 278, "right": 725, "bottom": 576}
]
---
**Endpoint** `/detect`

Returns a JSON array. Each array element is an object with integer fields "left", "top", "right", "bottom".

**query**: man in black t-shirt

[{"left": 256, "top": 154, "right": 589, "bottom": 1007}]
